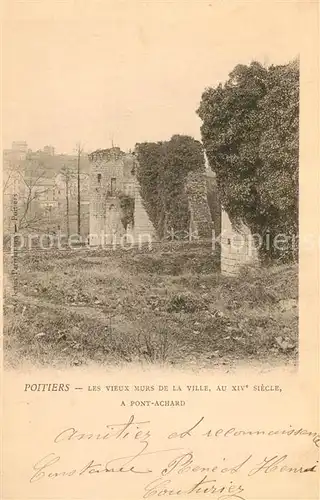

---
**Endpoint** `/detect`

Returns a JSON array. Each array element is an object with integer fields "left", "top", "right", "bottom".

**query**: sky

[{"left": 2, "top": 0, "right": 304, "bottom": 154}]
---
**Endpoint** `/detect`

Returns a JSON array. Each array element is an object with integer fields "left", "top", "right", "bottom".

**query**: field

[{"left": 3, "top": 242, "right": 298, "bottom": 371}]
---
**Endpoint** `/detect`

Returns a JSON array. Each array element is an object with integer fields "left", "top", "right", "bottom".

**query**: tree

[
  {"left": 3, "top": 161, "right": 19, "bottom": 234},
  {"left": 257, "top": 61, "right": 299, "bottom": 244},
  {"left": 56, "top": 165, "right": 89, "bottom": 237},
  {"left": 197, "top": 59, "right": 299, "bottom": 260},
  {"left": 136, "top": 135, "right": 205, "bottom": 238},
  {"left": 18, "top": 163, "right": 47, "bottom": 230},
  {"left": 75, "top": 142, "right": 84, "bottom": 236},
  {"left": 60, "top": 165, "right": 71, "bottom": 237},
  {"left": 9, "top": 160, "right": 52, "bottom": 232}
]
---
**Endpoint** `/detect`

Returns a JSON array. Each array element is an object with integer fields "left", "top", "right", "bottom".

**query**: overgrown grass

[{"left": 3, "top": 244, "right": 298, "bottom": 369}]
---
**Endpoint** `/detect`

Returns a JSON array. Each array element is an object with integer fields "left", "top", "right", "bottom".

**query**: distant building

[
  {"left": 3, "top": 142, "right": 90, "bottom": 235},
  {"left": 12, "top": 141, "right": 28, "bottom": 157},
  {"left": 43, "top": 145, "right": 55, "bottom": 156}
]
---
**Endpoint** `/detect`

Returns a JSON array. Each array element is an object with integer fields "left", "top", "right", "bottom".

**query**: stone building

[
  {"left": 88, "top": 145, "right": 259, "bottom": 276},
  {"left": 88, "top": 147, "right": 156, "bottom": 246}
]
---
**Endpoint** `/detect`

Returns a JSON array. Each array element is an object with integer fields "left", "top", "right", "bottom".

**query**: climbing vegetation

[
  {"left": 197, "top": 59, "right": 299, "bottom": 261},
  {"left": 119, "top": 194, "right": 134, "bottom": 231},
  {"left": 136, "top": 135, "right": 205, "bottom": 239}
]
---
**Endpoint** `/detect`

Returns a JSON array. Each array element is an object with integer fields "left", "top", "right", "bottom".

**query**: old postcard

[{"left": 1, "top": 1, "right": 319, "bottom": 499}]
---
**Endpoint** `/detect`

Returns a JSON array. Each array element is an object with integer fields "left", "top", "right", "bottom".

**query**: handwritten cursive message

[{"left": 28, "top": 415, "right": 319, "bottom": 499}]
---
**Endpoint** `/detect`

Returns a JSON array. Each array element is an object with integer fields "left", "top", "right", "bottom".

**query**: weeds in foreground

[{"left": 3, "top": 246, "right": 298, "bottom": 369}]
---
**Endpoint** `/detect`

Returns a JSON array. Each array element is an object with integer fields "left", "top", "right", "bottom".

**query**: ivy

[
  {"left": 119, "top": 194, "right": 134, "bottom": 231},
  {"left": 197, "top": 59, "right": 299, "bottom": 261},
  {"left": 136, "top": 135, "right": 205, "bottom": 239}
]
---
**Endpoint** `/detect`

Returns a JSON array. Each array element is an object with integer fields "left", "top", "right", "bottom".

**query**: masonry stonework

[
  {"left": 89, "top": 147, "right": 256, "bottom": 276},
  {"left": 89, "top": 147, "right": 156, "bottom": 246},
  {"left": 220, "top": 209, "right": 259, "bottom": 276}
]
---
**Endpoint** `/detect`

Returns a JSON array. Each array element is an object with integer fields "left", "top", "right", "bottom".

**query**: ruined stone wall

[
  {"left": 202, "top": 166, "right": 258, "bottom": 276},
  {"left": 130, "top": 179, "right": 157, "bottom": 243},
  {"left": 89, "top": 148, "right": 156, "bottom": 246},
  {"left": 185, "top": 171, "right": 213, "bottom": 239},
  {"left": 89, "top": 149, "right": 129, "bottom": 245},
  {"left": 221, "top": 209, "right": 259, "bottom": 276}
]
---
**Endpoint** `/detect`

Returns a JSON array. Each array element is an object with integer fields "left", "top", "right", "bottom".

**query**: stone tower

[{"left": 89, "top": 147, "right": 156, "bottom": 246}]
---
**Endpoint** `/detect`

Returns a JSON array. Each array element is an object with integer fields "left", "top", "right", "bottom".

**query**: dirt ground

[{"left": 3, "top": 242, "right": 298, "bottom": 371}]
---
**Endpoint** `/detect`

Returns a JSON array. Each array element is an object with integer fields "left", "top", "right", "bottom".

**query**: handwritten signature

[
  {"left": 143, "top": 475, "right": 246, "bottom": 499},
  {"left": 30, "top": 446, "right": 181, "bottom": 483}
]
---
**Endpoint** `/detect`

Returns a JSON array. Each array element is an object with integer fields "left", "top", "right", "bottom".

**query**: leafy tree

[
  {"left": 258, "top": 61, "right": 299, "bottom": 245},
  {"left": 136, "top": 135, "right": 205, "bottom": 238},
  {"left": 197, "top": 59, "right": 299, "bottom": 260}
]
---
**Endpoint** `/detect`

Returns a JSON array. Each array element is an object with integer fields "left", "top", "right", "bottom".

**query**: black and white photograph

[
  {"left": 3, "top": 0, "right": 300, "bottom": 372},
  {"left": 2, "top": 3, "right": 320, "bottom": 500}
]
